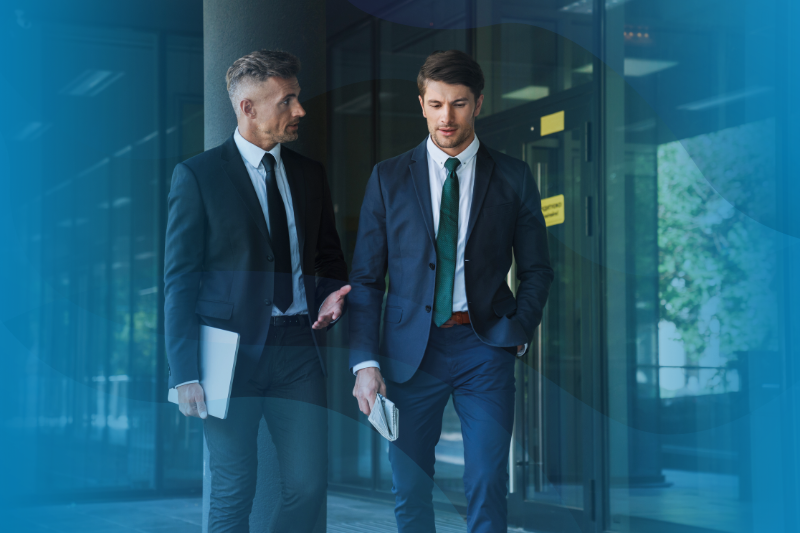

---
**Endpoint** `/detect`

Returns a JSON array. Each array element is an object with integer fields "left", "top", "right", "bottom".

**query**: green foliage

[{"left": 657, "top": 120, "right": 778, "bottom": 364}]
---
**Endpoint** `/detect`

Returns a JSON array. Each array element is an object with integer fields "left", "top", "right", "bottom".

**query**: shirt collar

[
  {"left": 234, "top": 128, "right": 282, "bottom": 170},
  {"left": 426, "top": 133, "right": 480, "bottom": 170}
]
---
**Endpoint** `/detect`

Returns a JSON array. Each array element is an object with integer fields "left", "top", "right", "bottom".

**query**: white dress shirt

[{"left": 354, "top": 134, "right": 526, "bottom": 375}]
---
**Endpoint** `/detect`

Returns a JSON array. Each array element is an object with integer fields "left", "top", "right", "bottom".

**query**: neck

[
  {"left": 238, "top": 123, "right": 277, "bottom": 152},
  {"left": 433, "top": 131, "right": 475, "bottom": 157}
]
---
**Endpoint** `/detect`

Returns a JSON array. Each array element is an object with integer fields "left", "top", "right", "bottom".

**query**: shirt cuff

[
  {"left": 517, "top": 343, "right": 528, "bottom": 357},
  {"left": 352, "top": 360, "right": 380, "bottom": 376},
  {"left": 174, "top": 380, "right": 199, "bottom": 388}
]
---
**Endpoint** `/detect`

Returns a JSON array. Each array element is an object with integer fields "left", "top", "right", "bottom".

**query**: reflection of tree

[
  {"left": 657, "top": 120, "right": 778, "bottom": 365},
  {"left": 110, "top": 305, "right": 157, "bottom": 377}
]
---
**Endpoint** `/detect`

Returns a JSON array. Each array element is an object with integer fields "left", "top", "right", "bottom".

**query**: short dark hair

[
  {"left": 417, "top": 50, "right": 485, "bottom": 101},
  {"left": 226, "top": 50, "right": 301, "bottom": 114}
]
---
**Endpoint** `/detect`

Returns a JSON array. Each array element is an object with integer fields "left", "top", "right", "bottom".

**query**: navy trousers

[
  {"left": 388, "top": 323, "right": 517, "bottom": 533},
  {"left": 204, "top": 325, "right": 327, "bottom": 533}
]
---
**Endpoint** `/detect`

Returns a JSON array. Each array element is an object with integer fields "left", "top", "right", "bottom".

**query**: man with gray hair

[{"left": 164, "top": 49, "right": 349, "bottom": 532}]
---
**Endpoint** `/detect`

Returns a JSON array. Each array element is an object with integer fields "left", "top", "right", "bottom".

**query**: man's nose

[{"left": 294, "top": 102, "right": 306, "bottom": 118}]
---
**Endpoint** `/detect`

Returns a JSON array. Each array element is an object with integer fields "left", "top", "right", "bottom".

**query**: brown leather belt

[{"left": 438, "top": 311, "right": 471, "bottom": 328}]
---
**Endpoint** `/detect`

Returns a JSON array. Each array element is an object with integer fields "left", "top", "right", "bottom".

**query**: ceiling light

[
  {"left": 502, "top": 85, "right": 550, "bottom": 101},
  {"left": 624, "top": 58, "right": 678, "bottom": 77},
  {"left": 677, "top": 87, "right": 772, "bottom": 111},
  {"left": 16, "top": 121, "right": 52, "bottom": 141},
  {"left": 60, "top": 70, "right": 124, "bottom": 97},
  {"left": 561, "top": 0, "right": 631, "bottom": 14}
]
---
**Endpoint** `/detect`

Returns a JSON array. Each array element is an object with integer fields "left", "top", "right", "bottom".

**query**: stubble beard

[
  {"left": 430, "top": 124, "right": 473, "bottom": 150},
  {"left": 263, "top": 124, "right": 299, "bottom": 145}
]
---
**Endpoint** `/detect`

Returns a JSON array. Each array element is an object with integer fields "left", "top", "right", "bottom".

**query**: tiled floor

[{"left": 1, "top": 493, "right": 533, "bottom": 532}]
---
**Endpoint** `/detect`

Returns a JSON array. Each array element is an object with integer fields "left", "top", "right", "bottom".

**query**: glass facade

[
  {"left": 324, "top": 1, "right": 799, "bottom": 532},
  {"left": 2, "top": 1, "right": 798, "bottom": 532},
  {"left": 2, "top": 12, "right": 205, "bottom": 500},
  {"left": 602, "top": 1, "right": 787, "bottom": 531}
]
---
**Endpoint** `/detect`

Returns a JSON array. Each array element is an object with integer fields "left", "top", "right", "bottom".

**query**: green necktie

[{"left": 433, "top": 157, "right": 461, "bottom": 327}]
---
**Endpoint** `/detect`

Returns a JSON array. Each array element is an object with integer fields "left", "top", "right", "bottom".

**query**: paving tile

[
  {"left": 6, "top": 493, "right": 535, "bottom": 532},
  {"left": 2, "top": 518, "right": 58, "bottom": 533},
  {"left": 141, "top": 524, "right": 203, "bottom": 533}
]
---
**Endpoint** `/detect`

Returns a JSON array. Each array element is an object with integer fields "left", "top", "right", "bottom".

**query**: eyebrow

[
  {"left": 427, "top": 97, "right": 469, "bottom": 104},
  {"left": 280, "top": 93, "right": 298, "bottom": 100}
]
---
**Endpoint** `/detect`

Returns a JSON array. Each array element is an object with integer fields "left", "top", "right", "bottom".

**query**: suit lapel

[
  {"left": 220, "top": 135, "right": 274, "bottom": 250},
  {"left": 409, "top": 140, "right": 436, "bottom": 246},
  {"left": 280, "top": 147, "right": 306, "bottom": 264},
  {"left": 465, "top": 144, "right": 495, "bottom": 244}
]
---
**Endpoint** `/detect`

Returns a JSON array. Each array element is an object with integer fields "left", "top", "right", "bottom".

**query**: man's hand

[
  {"left": 353, "top": 367, "right": 387, "bottom": 416},
  {"left": 312, "top": 285, "right": 351, "bottom": 330},
  {"left": 517, "top": 345, "right": 524, "bottom": 354},
  {"left": 177, "top": 382, "right": 208, "bottom": 419}
]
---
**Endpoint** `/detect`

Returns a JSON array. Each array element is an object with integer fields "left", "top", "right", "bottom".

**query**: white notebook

[{"left": 168, "top": 325, "right": 240, "bottom": 419}]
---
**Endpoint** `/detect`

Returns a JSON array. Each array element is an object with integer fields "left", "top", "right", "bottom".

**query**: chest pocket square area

[{"left": 368, "top": 393, "right": 399, "bottom": 442}]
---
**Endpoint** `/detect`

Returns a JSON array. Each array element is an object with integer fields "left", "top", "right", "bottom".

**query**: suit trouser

[
  {"left": 388, "top": 323, "right": 516, "bottom": 533},
  {"left": 204, "top": 324, "right": 327, "bottom": 533}
]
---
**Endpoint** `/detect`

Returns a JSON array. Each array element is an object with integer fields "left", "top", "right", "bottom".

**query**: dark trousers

[
  {"left": 204, "top": 324, "right": 327, "bottom": 533},
  {"left": 388, "top": 323, "right": 516, "bottom": 533}
]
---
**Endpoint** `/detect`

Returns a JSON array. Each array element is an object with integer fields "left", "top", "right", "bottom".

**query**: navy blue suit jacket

[
  {"left": 164, "top": 135, "right": 348, "bottom": 388},
  {"left": 348, "top": 139, "right": 554, "bottom": 383}
]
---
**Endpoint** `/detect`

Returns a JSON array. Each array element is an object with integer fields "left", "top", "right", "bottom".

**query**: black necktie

[{"left": 262, "top": 153, "right": 293, "bottom": 313}]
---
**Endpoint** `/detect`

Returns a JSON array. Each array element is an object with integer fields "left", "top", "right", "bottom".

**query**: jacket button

[
  {"left": 425, "top": 305, "right": 431, "bottom": 312},
  {"left": 264, "top": 299, "right": 271, "bottom": 306},
  {"left": 267, "top": 255, "right": 274, "bottom": 262},
  {"left": 429, "top": 263, "right": 435, "bottom": 270}
]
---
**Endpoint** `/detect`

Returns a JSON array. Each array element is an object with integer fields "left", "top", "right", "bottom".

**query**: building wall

[{"left": 0, "top": 1, "right": 797, "bottom": 532}]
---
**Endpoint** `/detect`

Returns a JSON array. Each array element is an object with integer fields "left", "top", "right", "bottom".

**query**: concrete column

[
  {"left": 202, "top": 1, "right": 326, "bottom": 531},
  {"left": 203, "top": 0, "right": 327, "bottom": 161}
]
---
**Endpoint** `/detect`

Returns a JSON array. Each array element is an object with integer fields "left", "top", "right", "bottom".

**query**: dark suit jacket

[
  {"left": 348, "top": 139, "right": 553, "bottom": 383},
  {"left": 164, "top": 135, "right": 348, "bottom": 388}
]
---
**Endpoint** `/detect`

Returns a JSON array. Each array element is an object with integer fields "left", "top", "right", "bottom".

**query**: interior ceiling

[{"left": 13, "top": 0, "right": 203, "bottom": 34}]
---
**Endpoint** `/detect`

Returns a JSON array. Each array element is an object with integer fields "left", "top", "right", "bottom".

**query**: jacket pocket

[
  {"left": 492, "top": 297, "right": 517, "bottom": 318},
  {"left": 195, "top": 299, "right": 234, "bottom": 320},
  {"left": 384, "top": 305, "right": 403, "bottom": 324},
  {"left": 492, "top": 284, "right": 518, "bottom": 317}
]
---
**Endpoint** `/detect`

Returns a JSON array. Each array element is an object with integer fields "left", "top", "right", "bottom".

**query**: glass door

[{"left": 478, "top": 88, "right": 598, "bottom": 533}]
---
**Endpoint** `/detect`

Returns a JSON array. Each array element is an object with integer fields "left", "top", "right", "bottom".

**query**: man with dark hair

[
  {"left": 349, "top": 49, "right": 553, "bottom": 531},
  {"left": 165, "top": 49, "right": 349, "bottom": 532}
]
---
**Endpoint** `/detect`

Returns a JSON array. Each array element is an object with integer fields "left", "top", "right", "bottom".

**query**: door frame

[{"left": 476, "top": 84, "right": 603, "bottom": 533}]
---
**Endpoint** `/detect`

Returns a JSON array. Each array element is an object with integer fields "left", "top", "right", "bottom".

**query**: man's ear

[
  {"left": 240, "top": 98, "right": 254, "bottom": 118},
  {"left": 418, "top": 95, "right": 427, "bottom": 118},
  {"left": 473, "top": 94, "right": 484, "bottom": 118}
]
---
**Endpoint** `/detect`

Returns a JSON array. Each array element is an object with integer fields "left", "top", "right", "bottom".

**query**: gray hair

[{"left": 226, "top": 49, "right": 301, "bottom": 116}]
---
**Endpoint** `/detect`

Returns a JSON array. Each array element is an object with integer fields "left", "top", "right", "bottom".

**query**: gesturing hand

[
  {"left": 353, "top": 367, "right": 387, "bottom": 416},
  {"left": 177, "top": 382, "right": 208, "bottom": 419},
  {"left": 312, "top": 284, "right": 351, "bottom": 329}
]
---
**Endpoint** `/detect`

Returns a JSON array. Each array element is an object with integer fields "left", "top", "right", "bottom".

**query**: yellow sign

[
  {"left": 540, "top": 111, "right": 565, "bottom": 136},
  {"left": 541, "top": 194, "right": 565, "bottom": 227}
]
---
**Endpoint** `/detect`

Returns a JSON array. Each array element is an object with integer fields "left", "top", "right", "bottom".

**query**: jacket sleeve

[
  {"left": 511, "top": 163, "right": 554, "bottom": 342},
  {"left": 163, "top": 163, "right": 205, "bottom": 387},
  {"left": 347, "top": 165, "right": 388, "bottom": 369},
  {"left": 313, "top": 162, "right": 349, "bottom": 325}
]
